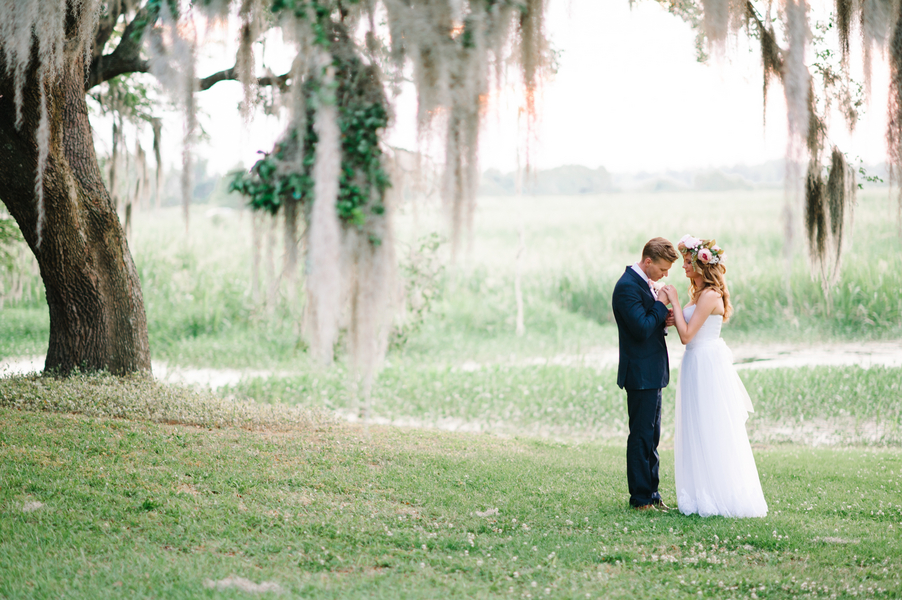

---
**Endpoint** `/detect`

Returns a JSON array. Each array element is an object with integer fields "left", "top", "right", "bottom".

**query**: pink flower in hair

[
  {"left": 697, "top": 247, "right": 713, "bottom": 264},
  {"left": 679, "top": 234, "right": 702, "bottom": 250}
]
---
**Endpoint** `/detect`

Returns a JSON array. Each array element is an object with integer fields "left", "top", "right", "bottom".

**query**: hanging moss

[
  {"left": 230, "top": 23, "right": 390, "bottom": 232},
  {"left": 826, "top": 147, "right": 849, "bottom": 242},
  {"left": 887, "top": 0, "right": 902, "bottom": 208},
  {"left": 0, "top": 0, "right": 101, "bottom": 247},
  {"left": 805, "top": 162, "right": 828, "bottom": 261},
  {"left": 745, "top": 4, "right": 782, "bottom": 124},
  {"left": 784, "top": 0, "right": 811, "bottom": 160},
  {"left": 804, "top": 147, "right": 857, "bottom": 296},
  {"left": 861, "top": 0, "right": 895, "bottom": 96},
  {"left": 701, "top": 0, "right": 730, "bottom": 48},
  {"left": 836, "top": 0, "right": 854, "bottom": 64},
  {"left": 806, "top": 82, "right": 824, "bottom": 158}
]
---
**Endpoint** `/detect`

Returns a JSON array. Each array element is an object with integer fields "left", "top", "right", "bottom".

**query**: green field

[
  {"left": 0, "top": 393, "right": 900, "bottom": 599},
  {"left": 1, "top": 189, "right": 901, "bottom": 598}
]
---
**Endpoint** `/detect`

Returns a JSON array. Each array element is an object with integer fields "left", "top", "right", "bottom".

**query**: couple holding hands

[{"left": 612, "top": 236, "right": 767, "bottom": 518}]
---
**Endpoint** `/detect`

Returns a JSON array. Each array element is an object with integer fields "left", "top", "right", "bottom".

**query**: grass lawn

[{"left": 1, "top": 399, "right": 900, "bottom": 599}]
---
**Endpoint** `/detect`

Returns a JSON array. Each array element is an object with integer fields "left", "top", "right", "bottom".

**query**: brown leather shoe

[
  {"left": 632, "top": 504, "right": 657, "bottom": 512},
  {"left": 656, "top": 501, "right": 673, "bottom": 511}
]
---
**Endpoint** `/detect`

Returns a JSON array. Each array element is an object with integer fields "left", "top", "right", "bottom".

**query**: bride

[{"left": 659, "top": 235, "right": 768, "bottom": 518}]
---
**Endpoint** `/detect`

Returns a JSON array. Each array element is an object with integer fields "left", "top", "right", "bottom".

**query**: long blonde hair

[{"left": 678, "top": 238, "right": 733, "bottom": 322}]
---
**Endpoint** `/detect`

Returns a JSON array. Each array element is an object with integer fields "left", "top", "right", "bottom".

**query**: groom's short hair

[{"left": 642, "top": 237, "right": 679, "bottom": 264}]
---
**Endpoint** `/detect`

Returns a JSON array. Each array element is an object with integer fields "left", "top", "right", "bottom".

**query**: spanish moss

[
  {"left": 0, "top": 0, "right": 101, "bottom": 247},
  {"left": 805, "top": 161, "right": 828, "bottom": 262},
  {"left": 836, "top": 0, "right": 854, "bottom": 64},
  {"left": 860, "top": 0, "right": 895, "bottom": 96},
  {"left": 147, "top": 0, "right": 199, "bottom": 235},
  {"left": 701, "top": 0, "right": 730, "bottom": 47},
  {"left": 151, "top": 117, "right": 163, "bottom": 210},
  {"left": 236, "top": 0, "right": 261, "bottom": 119},
  {"left": 306, "top": 53, "right": 342, "bottom": 366},
  {"left": 887, "top": 0, "right": 902, "bottom": 215},
  {"left": 825, "top": 146, "right": 855, "bottom": 279},
  {"left": 784, "top": 0, "right": 811, "bottom": 168},
  {"left": 746, "top": 1, "right": 782, "bottom": 125}
]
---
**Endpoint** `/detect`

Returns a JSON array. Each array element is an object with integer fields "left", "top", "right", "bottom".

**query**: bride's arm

[{"left": 664, "top": 287, "right": 720, "bottom": 345}]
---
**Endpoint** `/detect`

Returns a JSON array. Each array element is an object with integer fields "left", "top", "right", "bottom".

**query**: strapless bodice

[{"left": 683, "top": 304, "right": 723, "bottom": 348}]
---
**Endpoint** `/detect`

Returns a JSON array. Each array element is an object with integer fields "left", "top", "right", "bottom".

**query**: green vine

[
  {"left": 230, "top": 21, "right": 391, "bottom": 237},
  {"left": 229, "top": 127, "right": 316, "bottom": 216}
]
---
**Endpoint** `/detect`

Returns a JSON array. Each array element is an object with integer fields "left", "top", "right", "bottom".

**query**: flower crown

[{"left": 678, "top": 234, "right": 725, "bottom": 266}]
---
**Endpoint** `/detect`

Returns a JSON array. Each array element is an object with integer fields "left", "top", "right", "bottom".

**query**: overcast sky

[{"left": 146, "top": 1, "right": 892, "bottom": 175}]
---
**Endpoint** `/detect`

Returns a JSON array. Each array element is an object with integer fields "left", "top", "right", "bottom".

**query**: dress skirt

[{"left": 674, "top": 335, "right": 768, "bottom": 518}]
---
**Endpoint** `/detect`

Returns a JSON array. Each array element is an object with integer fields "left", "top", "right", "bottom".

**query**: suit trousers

[{"left": 626, "top": 387, "right": 663, "bottom": 507}]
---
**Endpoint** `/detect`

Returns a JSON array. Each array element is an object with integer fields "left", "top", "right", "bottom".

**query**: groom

[{"left": 611, "top": 237, "right": 679, "bottom": 511}]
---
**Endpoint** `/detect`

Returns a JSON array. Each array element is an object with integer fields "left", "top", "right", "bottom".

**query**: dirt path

[
  {"left": 0, "top": 358, "right": 282, "bottom": 390},
  {"left": 514, "top": 340, "right": 902, "bottom": 372}
]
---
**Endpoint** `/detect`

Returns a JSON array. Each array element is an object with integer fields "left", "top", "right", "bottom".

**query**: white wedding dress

[{"left": 674, "top": 305, "right": 768, "bottom": 518}]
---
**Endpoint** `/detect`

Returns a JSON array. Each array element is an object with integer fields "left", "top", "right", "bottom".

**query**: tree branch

[
  {"left": 86, "top": 7, "right": 150, "bottom": 90},
  {"left": 198, "top": 67, "right": 291, "bottom": 92},
  {"left": 92, "top": 0, "right": 124, "bottom": 60},
  {"left": 88, "top": 13, "right": 292, "bottom": 95}
]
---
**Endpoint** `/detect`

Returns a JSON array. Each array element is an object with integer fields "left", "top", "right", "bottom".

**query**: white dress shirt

[{"left": 631, "top": 263, "right": 657, "bottom": 299}]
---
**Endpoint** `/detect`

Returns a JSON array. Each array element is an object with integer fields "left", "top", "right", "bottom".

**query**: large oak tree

[{"left": 0, "top": 0, "right": 550, "bottom": 378}]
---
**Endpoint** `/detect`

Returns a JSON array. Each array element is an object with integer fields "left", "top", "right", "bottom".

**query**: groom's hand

[
  {"left": 665, "top": 309, "right": 675, "bottom": 328},
  {"left": 656, "top": 289, "right": 671, "bottom": 306}
]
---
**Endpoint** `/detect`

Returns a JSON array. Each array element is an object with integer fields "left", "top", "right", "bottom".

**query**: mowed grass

[{"left": 1, "top": 403, "right": 900, "bottom": 599}]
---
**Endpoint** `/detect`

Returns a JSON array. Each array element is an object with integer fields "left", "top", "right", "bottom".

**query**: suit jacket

[{"left": 612, "top": 266, "right": 670, "bottom": 390}]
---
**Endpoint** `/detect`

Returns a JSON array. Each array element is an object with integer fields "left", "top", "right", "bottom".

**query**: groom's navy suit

[{"left": 612, "top": 266, "right": 670, "bottom": 508}]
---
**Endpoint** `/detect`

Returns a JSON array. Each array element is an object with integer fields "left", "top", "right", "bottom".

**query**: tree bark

[{"left": 0, "top": 53, "right": 151, "bottom": 375}]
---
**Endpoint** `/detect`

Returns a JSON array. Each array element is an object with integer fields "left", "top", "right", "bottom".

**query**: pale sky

[{"left": 135, "top": 1, "right": 892, "bottom": 176}]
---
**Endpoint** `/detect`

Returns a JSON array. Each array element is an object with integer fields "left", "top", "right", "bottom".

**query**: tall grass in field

[
  {"left": 440, "top": 189, "right": 902, "bottom": 343},
  {"left": 1, "top": 188, "right": 900, "bottom": 367},
  {"left": 130, "top": 209, "right": 310, "bottom": 367}
]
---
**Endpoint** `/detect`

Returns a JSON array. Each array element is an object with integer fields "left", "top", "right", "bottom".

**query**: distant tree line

[{"left": 478, "top": 160, "right": 889, "bottom": 196}]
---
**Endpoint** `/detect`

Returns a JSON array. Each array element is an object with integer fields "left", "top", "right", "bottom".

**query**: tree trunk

[{"left": 0, "top": 54, "right": 151, "bottom": 375}]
